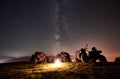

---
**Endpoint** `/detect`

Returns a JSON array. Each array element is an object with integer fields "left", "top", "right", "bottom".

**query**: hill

[
  {"left": 6, "top": 56, "right": 30, "bottom": 62},
  {"left": 0, "top": 56, "right": 30, "bottom": 63},
  {"left": 0, "top": 62, "right": 120, "bottom": 79}
]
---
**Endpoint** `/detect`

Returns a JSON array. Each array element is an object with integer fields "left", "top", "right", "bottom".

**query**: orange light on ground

[
  {"left": 24, "top": 61, "right": 71, "bottom": 73},
  {"left": 54, "top": 59, "right": 62, "bottom": 67},
  {"left": 41, "top": 59, "right": 62, "bottom": 70}
]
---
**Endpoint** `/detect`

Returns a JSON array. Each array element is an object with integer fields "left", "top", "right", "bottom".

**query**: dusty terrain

[{"left": 0, "top": 62, "right": 120, "bottom": 79}]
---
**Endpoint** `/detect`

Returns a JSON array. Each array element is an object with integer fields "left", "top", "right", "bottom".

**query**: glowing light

[
  {"left": 40, "top": 59, "right": 62, "bottom": 70},
  {"left": 54, "top": 59, "right": 62, "bottom": 67}
]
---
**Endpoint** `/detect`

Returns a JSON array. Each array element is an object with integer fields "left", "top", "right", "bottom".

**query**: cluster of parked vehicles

[{"left": 30, "top": 46, "right": 107, "bottom": 64}]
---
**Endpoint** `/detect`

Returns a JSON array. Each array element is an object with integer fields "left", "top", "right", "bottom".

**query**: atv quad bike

[
  {"left": 30, "top": 52, "right": 47, "bottom": 64},
  {"left": 75, "top": 47, "right": 107, "bottom": 63},
  {"left": 56, "top": 52, "right": 71, "bottom": 62}
]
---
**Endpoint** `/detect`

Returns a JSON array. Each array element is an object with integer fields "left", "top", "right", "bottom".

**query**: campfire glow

[
  {"left": 54, "top": 59, "right": 62, "bottom": 67},
  {"left": 41, "top": 59, "right": 62, "bottom": 70}
]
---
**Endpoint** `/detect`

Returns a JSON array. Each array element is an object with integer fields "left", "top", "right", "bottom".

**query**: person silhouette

[
  {"left": 84, "top": 45, "right": 88, "bottom": 51},
  {"left": 92, "top": 47, "right": 97, "bottom": 51}
]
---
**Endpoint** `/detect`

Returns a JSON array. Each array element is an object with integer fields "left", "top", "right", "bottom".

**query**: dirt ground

[{"left": 0, "top": 62, "right": 120, "bottom": 79}]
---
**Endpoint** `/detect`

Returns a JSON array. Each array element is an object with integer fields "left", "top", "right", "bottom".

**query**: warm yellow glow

[
  {"left": 41, "top": 59, "right": 62, "bottom": 70},
  {"left": 24, "top": 62, "right": 72, "bottom": 73},
  {"left": 54, "top": 59, "right": 62, "bottom": 67}
]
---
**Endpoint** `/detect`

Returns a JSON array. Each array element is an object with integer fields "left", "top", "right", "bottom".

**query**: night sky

[{"left": 0, "top": 0, "right": 120, "bottom": 61}]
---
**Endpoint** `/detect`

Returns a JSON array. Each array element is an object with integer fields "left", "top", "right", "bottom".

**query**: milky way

[{"left": 53, "top": 0, "right": 71, "bottom": 53}]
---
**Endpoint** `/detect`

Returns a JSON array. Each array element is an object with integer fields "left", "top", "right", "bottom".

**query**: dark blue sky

[{"left": 0, "top": 0, "right": 120, "bottom": 61}]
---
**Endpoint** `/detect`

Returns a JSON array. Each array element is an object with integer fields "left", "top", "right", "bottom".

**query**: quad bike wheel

[
  {"left": 97, "top": 55, "right": 107, "bottom": 62},
  {"left": 81, "top": 54, "right": 89, "bottom": 63}
]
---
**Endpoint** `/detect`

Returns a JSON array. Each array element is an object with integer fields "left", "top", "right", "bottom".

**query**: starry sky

[{"left": 0, "top": 0, "right": 120, "bottom": 61}]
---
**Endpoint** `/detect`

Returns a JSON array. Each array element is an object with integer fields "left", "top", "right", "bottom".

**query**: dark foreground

[{"left": 0, "top": 62, "right": 120, "bottom": 79}]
